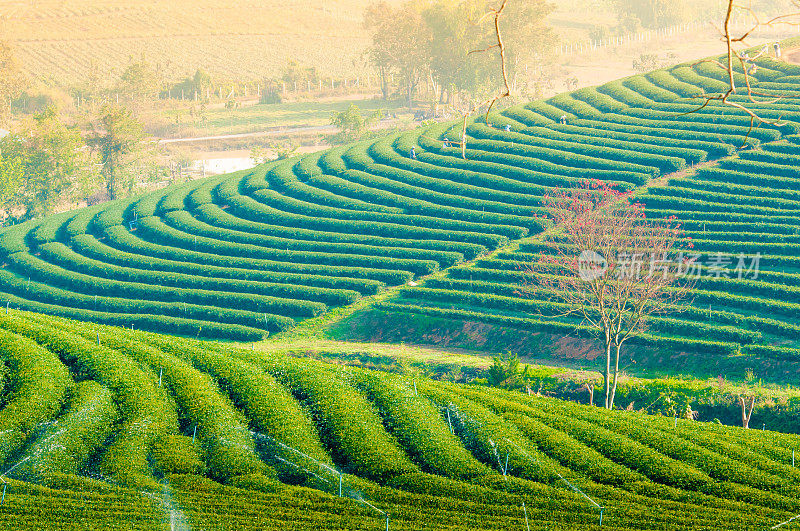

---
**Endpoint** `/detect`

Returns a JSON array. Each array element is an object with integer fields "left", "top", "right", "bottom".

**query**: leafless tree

[
  {"left": 687, "top": 0, "right": 800, "bottom": 141},
  {"left": 520, "top": 182, "right": 693, "bottom": 409},
  {"left": 739, "top": 395, "right": 756, "bottom": 429}
]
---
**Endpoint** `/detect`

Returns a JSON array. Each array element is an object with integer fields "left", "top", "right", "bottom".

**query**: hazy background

[{"left": 0, "top": 0, "right": 796, "bottom": 220}]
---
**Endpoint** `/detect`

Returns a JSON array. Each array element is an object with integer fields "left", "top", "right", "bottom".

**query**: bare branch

[
  {"left": 438, "top": 0, "right": 512, "bottom": 159},
  {"left": 683, "top": 0, "right": 800, "bottom": 146},
  {"left": 520, "top": 182, "right": 693, "bottom": 409}
]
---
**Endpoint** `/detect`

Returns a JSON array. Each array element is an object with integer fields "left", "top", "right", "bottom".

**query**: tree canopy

[
  {"left": 0, "top": 107, "right": 92, "bottom": 219},
  {"left": 0, "top": 42, "right": 28, "bottom": 122},
  {"left": 364, "top": 0, "right": 556, "bottom": 105},
  {"left": 85, "top": 105, "right": 147, "bottom": 200}
]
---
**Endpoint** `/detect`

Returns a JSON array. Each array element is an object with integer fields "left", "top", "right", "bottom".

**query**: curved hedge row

[
  {"left": 382, "top": 115, "right": 800, "bottom": 367},
  {"left": 2, "top": 50, "right": 800, "bottom": 340},
  {"left": 0, "top": 308, "right": 798, "bottom": 529}
]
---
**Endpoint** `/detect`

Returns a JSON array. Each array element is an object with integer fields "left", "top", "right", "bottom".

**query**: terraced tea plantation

[
  {"left": 0, "top": 310, "right": 797, "bottom": 529},
  {"left": 2, "top": 54, "right": 800, "bottom": 367},
  {"left": 374, "top": 135, "right": 800, "bottom": 369}
]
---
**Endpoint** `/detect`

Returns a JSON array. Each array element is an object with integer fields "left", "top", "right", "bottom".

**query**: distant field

[
  {"left": 0, "top": 0, "right": 750, "bottom": 90},
  {"left": 149, "top": 97, "right": 410, "bottom": 139},
  {"left": 3, "top": 0, "right": 793, "bottom": 98},
  {"left": 0, "top": 0, "right": 397, "bottom": 84}
]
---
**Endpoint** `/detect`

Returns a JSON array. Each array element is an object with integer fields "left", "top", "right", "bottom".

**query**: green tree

[
  {"left": 281, "top": 60, "right": 319, "bottom": 88},
  {"left": 0, "top": 149, "right": 24, "bottom": 214},
  {"left": 86, "top": 105, "right": 147, "bottom": 200},
  {"left": 0, "top": 108, "right": 89, "bottom": 218},
  {"left": 191, "top": 69, "right": 213, "bottom": 94},
  {"left": 614, "top": 0, "right": 691, "bottom": 28},
  {"left": 364, "top": 1, "right": 431, "bottom": 106},
  {"left": 330, "top": 104, "right": 383, "bottom": 144},
  {"left": 486, "top": 352, "right": 531, "bottom": 391},
  {"left": 0, "top": 41, "right": 28, "bottom": 122},
  {"left": 117, "top": 59, "right": 160, "bottom": 100},
  {"left": 174, "top": 69, "right": 213, "bottom": 100},
  {"left": 71, "top": 60, "right": 108, "bottom": 106},
  {"left": 423, "top": 1, "right": 490, "bottom": 103},
  {"left": 500, "top": 0, "right": 557, "bottom": 92},
  {"left": 421, "top": 0, "right": 555, "bottom": 104}
]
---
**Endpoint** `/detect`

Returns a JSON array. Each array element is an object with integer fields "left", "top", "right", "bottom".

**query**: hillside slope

[
  {"left": 0, "top": 310, "right": 798, "bottom": 529},
  {"left": 2, "top": 53, "right": 800, "bottom": 373}
]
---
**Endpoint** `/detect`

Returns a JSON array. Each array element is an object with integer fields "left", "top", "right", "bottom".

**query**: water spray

[{"left": 355, "top": 497, "right": 389, "bottom": 531}]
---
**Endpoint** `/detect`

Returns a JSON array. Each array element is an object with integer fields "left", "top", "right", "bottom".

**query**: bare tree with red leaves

[{"left": 520, "top": 182, "right": 694, "bottom": 409}]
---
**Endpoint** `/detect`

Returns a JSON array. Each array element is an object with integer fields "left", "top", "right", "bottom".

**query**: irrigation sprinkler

[
  {"left": 555, "top": 472, "right": 604, "bottom": 527},
  {"left": 356, "top": 498, "right": 389, "bottom": 531},
  {"left": 158, "top": 368, "right": 163, "bottom": 387},
  {"left": 772, "top": 513, "right": 800, "bottom": 529},
  {"left": 4, "top": 301, "right": 7, "bottom": 314},
  {"left": 413, "top": 380, "right": 418, "bottom": 396},
  {"left": 674, "top": 415, "right": 677, "bottom": 428},
  {"left": 522, "top": 502, "right": 530, "bottom": 531},
  {"left": 446, "top": 408, "right": 454, "bottom": 434},
  {"left": 245, "top": 428, "right": 342, "bottom": 493},
  {"left": 37, "top": 429, "right": 65, "bottom": 447},
  {"left": 273, "top": 456, "right": 330, "bottom": 485},
  {"left": 97, "top": 332, "right": 101, "bottom": 346},
  {"left": 503, "top": 452, "right": 509, "bottom": 476},
  {"left": 506, "top": 439, "right": 605, "bottom": 527},
  {"left": 191, "top": 426, "right": 197, "bottom": 444},
  {"left": 3, "top": 456, "right": 30, "bottom": 477},
  {"left": 488, "top": 438, "right": 507, "bottom": 478}
]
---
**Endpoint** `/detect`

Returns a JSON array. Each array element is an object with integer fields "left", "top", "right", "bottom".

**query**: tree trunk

[
  {"left": 609, "top": 342, "right": 623, "bottom": 410},
  {"left": 104, "top": 158, "right": 116, "bottom": 201},
  {"left": 739, "top": 396, "right": 755, "bottom": 428},
  {"left": 428, "top": 71, "right": 438, "bottom": 104},
  {"left": 603, "top": 340, "right": 612, "bottom": 409},
  {"left": 379, "top": 67, "right": 389, "bottom": 101},
  {"left": 582, "top": 383, "right": 594, "bottom": 406}
]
